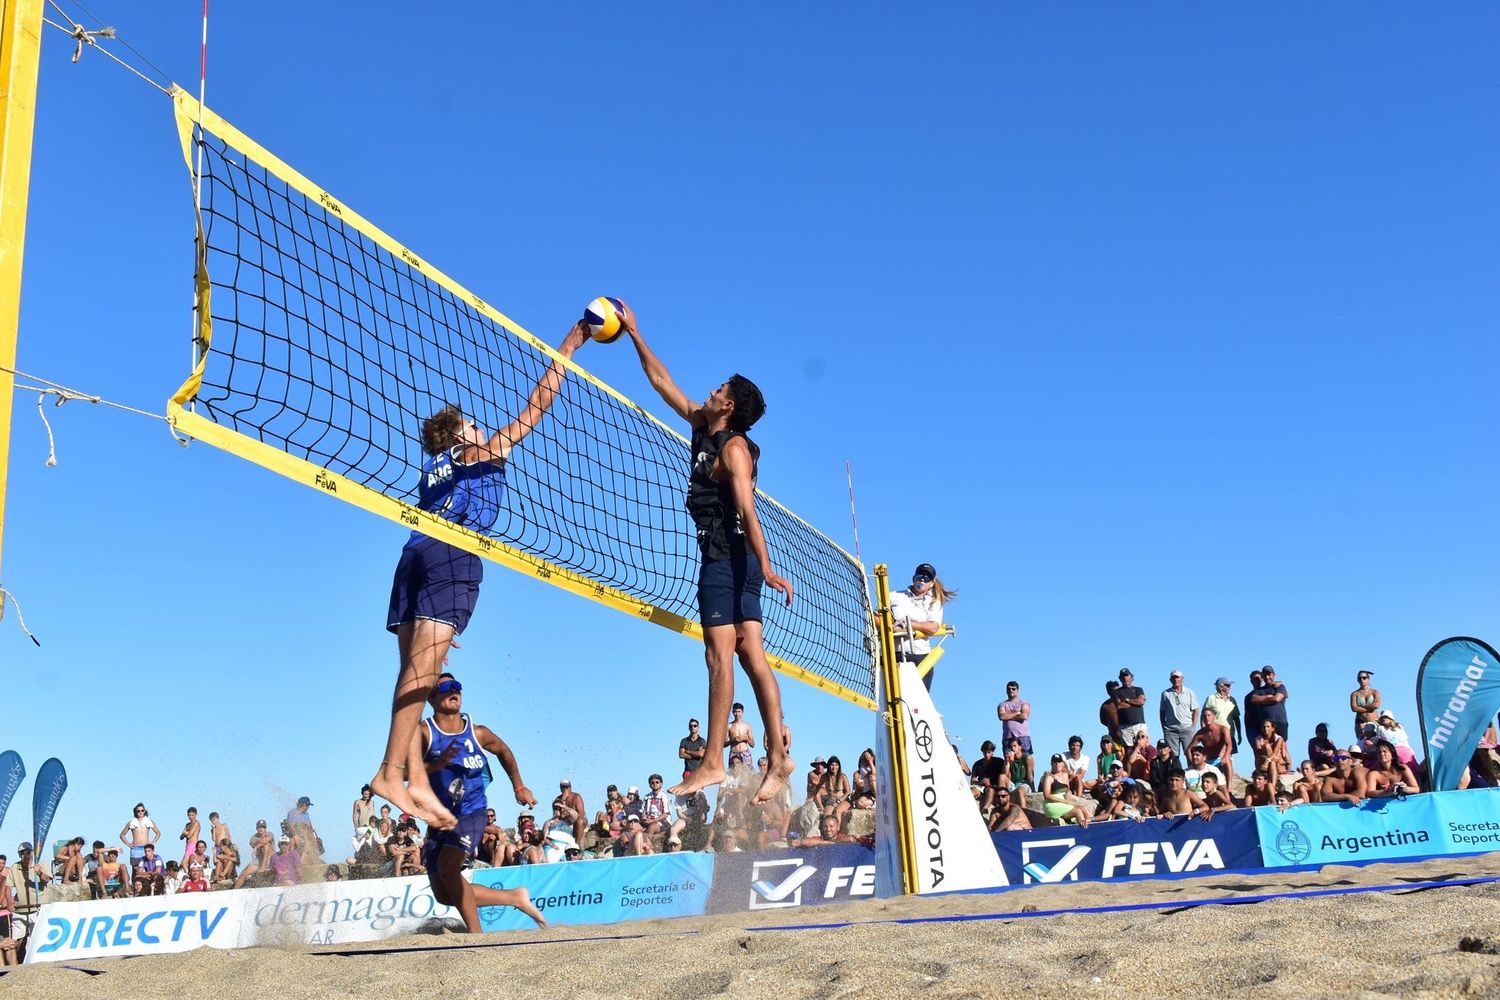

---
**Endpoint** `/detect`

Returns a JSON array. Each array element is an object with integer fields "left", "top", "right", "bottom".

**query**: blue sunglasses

[{"left": 434, "top": 679, "right": 462, "bottom": 696}]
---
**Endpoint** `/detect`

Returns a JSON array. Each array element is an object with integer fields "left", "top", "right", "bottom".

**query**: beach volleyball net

[{"left": 164, "top": 88, "right": 876, "bottom": 708}]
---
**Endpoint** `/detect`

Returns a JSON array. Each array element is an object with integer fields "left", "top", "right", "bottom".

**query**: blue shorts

[
  {"left": 698, "top": 551, "right": 763, "bottom": 627},
  {"left": 387, "top": 535, "right": 482, "bottom": 634},
  {"left": 422, "top": 809, "right": 487, "bottom": 868}
]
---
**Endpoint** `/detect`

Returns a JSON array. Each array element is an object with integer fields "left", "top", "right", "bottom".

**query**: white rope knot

[
  {"left": 35, "top": 386, "right": 98, "bottom": 467},
  {"left": 67, "top": 22, "right": 115, "bottom": 64},
  {"left": 0, "top": 586, "right": 42, "bottom": 647}
]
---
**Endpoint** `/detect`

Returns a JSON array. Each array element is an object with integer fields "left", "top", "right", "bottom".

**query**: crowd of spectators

[{"left": 967, "top": 667, "right": 1500, "bottom": 831}]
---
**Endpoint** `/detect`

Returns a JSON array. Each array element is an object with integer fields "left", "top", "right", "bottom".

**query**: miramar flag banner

[
  {"left": 0, "top": 751, "right": 24, "bottom": 834},
  {"left": 1416, "top": 636, "right": 1500, "bottom": 791},
  {"left": 470, "top": 853, "right": 713, "bottom": 931},
  {"left": 707, "top": 843, "right": 877, "bottom": 914},
  {"left": 31, "top": 757, "right": 67, "bottom": 856},
  {"left": 993, "top": 809, "right": 1262, "bottom": 885}
]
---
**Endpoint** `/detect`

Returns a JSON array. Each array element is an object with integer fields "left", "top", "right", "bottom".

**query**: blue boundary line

[{"left": 746, "top": 874, "right": 1500, "bottom": 932}]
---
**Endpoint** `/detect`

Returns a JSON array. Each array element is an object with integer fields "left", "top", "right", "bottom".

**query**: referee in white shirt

[{"left": 888, "top": 562, "right": 956, "bottom": 691}]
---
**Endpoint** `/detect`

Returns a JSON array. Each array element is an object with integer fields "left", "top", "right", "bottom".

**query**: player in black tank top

[{"left": 617, "top": 301, "right": 797, "bottom": 807}]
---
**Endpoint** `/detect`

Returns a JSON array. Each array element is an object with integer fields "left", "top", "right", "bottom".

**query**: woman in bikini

[
  {"left": 1349, "top": 670, "right": 1380, "bottom": 740},
  {"left": 815, "top": 755, "right": 852, "bottom": 826}
]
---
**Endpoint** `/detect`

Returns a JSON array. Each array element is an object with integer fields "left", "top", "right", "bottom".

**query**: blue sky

[{"left": 2, "top": 4, "right": 1496, "bottom": 856}]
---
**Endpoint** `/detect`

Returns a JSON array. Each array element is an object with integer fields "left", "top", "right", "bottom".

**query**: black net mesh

[{"left": 187, "top": 128, "right": 876, "bottom": 703}]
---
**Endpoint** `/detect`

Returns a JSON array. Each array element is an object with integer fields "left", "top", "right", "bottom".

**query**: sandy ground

[{"left": 6, "top": 854, "right": 1500, "bottom": 999}]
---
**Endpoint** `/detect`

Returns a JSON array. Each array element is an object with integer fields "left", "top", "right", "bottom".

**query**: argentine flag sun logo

[{"left": 1273, "top": 820, "right": 1312, "bottom": 863}]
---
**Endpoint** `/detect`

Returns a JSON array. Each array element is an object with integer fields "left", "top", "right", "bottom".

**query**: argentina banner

[
  {"left": 1416, "top": 637, "right": 1500, "bottom": 791},
  {"left": 0, "top": 751, "right": 24, "bottom": 834}
]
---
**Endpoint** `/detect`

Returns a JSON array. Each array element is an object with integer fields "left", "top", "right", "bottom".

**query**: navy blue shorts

[
  {"left": 422, "top": 808, "right": 487, "bottom": 869},
  {"left": 387, "top": 536, "right": 483, "bottom": 635},
  {"left": 698, "top": 551, "right": 763, "bottom": 627}
]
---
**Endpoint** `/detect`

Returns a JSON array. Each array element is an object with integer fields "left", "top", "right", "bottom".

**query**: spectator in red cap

[{"left": 889, "top": 562, "right": 955, "bottom": 691}]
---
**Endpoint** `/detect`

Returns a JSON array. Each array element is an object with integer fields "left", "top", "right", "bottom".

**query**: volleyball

[{"left": 583, "top": 296, "right": 626, "bottom": 343}]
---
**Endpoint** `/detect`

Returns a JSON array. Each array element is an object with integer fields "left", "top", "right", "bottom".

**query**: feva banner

[{"left": 1416, "top": 637, "right": 1500, "bottom": 791}]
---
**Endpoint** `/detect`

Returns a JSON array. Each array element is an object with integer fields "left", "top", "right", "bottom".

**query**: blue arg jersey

[
  {"left": 424, "top": 714, "right": 489, "bottom": 817},
  {"left": 409, "top": 446, "right": 505, "bottom": 543}
]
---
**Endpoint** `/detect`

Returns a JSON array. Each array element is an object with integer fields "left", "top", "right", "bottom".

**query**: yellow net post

[
  {"left": 874, "top": 563, "right": 918, "bottom": 895},
  {"left": 0, "top": 0, "right": 43, "bottom": 575}
]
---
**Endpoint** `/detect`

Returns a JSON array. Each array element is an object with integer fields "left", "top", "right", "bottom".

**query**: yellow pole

[
  {"left": 874, "top": 563, "right": 918, "bottom": 895},
  {"left": 0, "top": 0, "right": 44, "bottom": 574}
]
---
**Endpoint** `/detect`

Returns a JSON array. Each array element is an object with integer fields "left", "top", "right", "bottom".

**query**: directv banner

[
  {"left": 707, "top": 844, "right": 878, "bottom": 913},
  {"left": 29, "top": 874, "right": 460, "bottom": 963},
  {"left": 993, "top": 810, "right": 1262, "bottom": 885},
  {"left": 1257, "top": 788, "right": 1500, "bottom": 868},
  {"left": 471, "top": 854, "right": 713, "bottom": 931}
]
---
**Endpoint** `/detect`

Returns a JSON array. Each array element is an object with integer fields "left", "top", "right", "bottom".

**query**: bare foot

[
  {"left": 670, "top": 765, "right": 726, "bottom": 797},
  {"left": 513, "top": 886, "right": 546, "bottom": 929},
  {"left": 370, "top": 769, "right": 458, "bottom": 831},
  {"left": 751, "top": 757, "right": 795, "bottom": 805}
]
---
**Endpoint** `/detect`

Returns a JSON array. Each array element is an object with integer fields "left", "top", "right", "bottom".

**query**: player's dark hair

[
  {"left": 725, "top": 374, "right": 765, "bottom": 431},
  {"left": 422, "top": 405, "right": 463, "bottom": 456}
]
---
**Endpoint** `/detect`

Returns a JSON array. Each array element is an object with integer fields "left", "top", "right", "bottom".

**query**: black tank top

[{"left": 687, "top": 424, "right": 759, "bottom": 561}]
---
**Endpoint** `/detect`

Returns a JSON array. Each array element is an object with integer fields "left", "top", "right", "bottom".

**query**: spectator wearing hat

[
  {"left": 805, "top": 757, "right": 828, "bottom": 802},
  {"left": 1372, "top": 712, "right": 1418, "bottom": 770},
  {"left": 232, "top": 822, "right": 275, "bottom": 889},
  {"left": 1191, "top": 707, "right": 1235, "bottom": 786},
  {"left": 286, "top": 796, "right": 321, "bottom": 860},
  {"left": 1113, "top": 669, "right": 1149, "bottom": 747},
  {"left": 1095, "top": 735, "right": 1122, "bottom": 782},
  {"left": 997, "top": 681, "right": 1032, "bottom": 754},
  {"left": 1248, "top": 666, "right": 1289, "bottom": 742},
  {"left": 270, "top": 835, "right": 302, "bottom": 886},
  {"left": 1321, "top": 750, "right": 1364, "bottom": 804},
  {"left": 1243, "top": 670, "right": 1266, "bottom": 748},
  {"left": 988, "top": 786, "right": 1033, "bottom": 832},
  {"left": 1349, "top": 669, "right": 1381, "bottom": 741},
  {"left": 1158, "top": 671, "right": 1199, "bottom": 759},
  {"left": 1307, "top": 723, "right": 1339, "bottom": 775},
  {"left": 1147, "top": 738, "right": 1177, "bottom": 806},
  {"left": 1203, "top": 677, "right": 1242, "bottom": 757},
  {"left": 180, "top": 862, "right": 210, "bottom": 893},
  {"left": 970, "top": 740, "right": 1006, "bottom": 813},
  {"left": 889, "top": 562, "right": 956, "bottom": 691}
]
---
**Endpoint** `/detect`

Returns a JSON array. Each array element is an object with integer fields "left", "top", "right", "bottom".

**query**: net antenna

[{"left": 165, "top": 92, "right": 880, "bottom": 709}]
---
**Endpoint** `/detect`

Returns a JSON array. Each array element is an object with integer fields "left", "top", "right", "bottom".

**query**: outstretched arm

[
  {"left": 481, "top": 321, "right": 589, "bottom": 463},
  {"left": 722, "top": 437, "right": 794, "bottom": 607},
  {"left": 618, "top": 303, "right": 704, "bottom": 426},
  {"left": 477, "top": 724, "right": 536, "bottom": 808}
]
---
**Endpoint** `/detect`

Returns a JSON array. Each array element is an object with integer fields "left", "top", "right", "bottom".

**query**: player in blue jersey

[
  {"left": 616, "top": 303, "right": 796, "bottom": 806},
  {"left": 419, "top": 673, "right": 546, "bottom": 932},
  {"left": 373, "top": 319, "right": 589, "bottom": 829}
]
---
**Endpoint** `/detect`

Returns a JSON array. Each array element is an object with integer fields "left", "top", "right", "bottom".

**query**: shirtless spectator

[
  {"left": 616, "top": 814, "right": 650, "bottom": 856},
  {"left": 1252, "top": 718, "right": 1291, "bottom": 784},
  {"left": 805, "top": 758, "right": 828, "bottom": 801},
  {"left": 1200, "top": 773, "right": 1236, "bottom": 813},
  {"left": 96, "top": 847, "right": 129, "bottom": 898},
  {"left": 558, "top": 780, "right": 587, "bottom": 844},
  {"left": 1291, "top": 761, "right": 1325, "bottom": 803},
  {"left": 678, "top": 718, "right": 707, "bottom": 783},
  {"left": 726, "top": 703, "right": 756, "bottom": 772},
  {"left": 1321, "top": 751, "right": 1364, "bottom": 804},
  {"left": 209, "top": 813, "right": 231, "bottom": 864},
  {"left": 352, "top": 785, "right": 376, "bottom": 833},
  {"left": 1191, "top": 706, "right": 1235, "bottom": 785},
  {"left": 800, "top": 813, "right": 854, "bottom": 846},
  {"left": 1361, "top": 740, "right": 1419, "bottom": 799},
  {"left": 997, "top": 681, "right": 1032, "bottom": 753},
  {"left": 1114, "top": 669, "right": 1149, "bottom": 746},
  {"left": 179, "top": 807, "right": 201, "bottom": 867},
  {"left": 1242, "top": 768, "right": 1277, "bottom": 807},
  {"left": 233, "top": 820, "right": 276, "bottom": 889},
  {"left": 119, "top": 802, "right": 160, "bottom": 872},
  {"left": 1099, "top": 680, "right": 1123, "bottom": 748},
  {"left": 214, "top": 839, "right": 239, "bottom": 882},
  {"left": 136, "top": 843, "right": 166, "bottom": 894},
  {"left": 480, "top": 808, "right": 510, "bottom": 866},
  {"left": 1159, "top": 771, "right": 1212, "bottom": 820}
]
